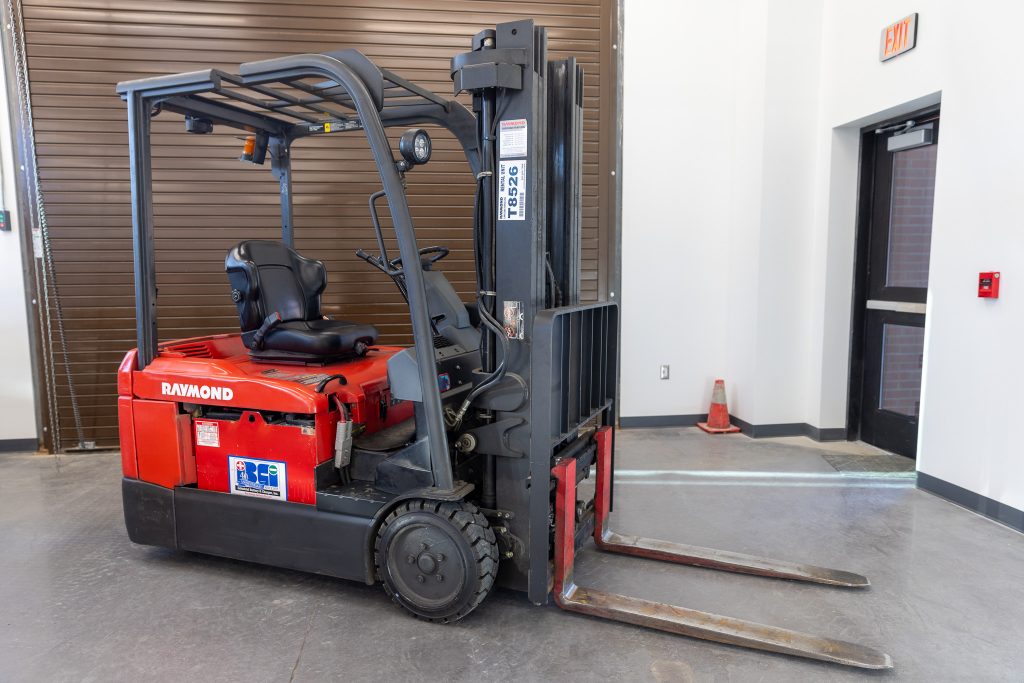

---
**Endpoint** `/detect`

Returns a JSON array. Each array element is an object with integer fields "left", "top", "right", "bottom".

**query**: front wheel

[{"left": 374, "top": 500, "right": 498, "bottom": 623}]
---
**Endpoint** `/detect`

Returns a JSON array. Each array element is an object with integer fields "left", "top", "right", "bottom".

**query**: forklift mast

[{"left": 449, "top": 21, "right": 617, "bottom": 602}]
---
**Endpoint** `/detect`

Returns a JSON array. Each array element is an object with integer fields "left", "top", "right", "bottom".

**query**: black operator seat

[{"left": 225, "top": 240, "right": 378, "bottom": 363}]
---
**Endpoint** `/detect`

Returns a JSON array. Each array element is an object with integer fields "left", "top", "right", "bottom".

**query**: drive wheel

[{"left": 374, "top": 500, "right": 498, "bottom": 623}]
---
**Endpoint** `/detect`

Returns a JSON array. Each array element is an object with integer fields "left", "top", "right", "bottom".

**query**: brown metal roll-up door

[{"left": 13, "top": 0, "right": 619, "bottom": 450}]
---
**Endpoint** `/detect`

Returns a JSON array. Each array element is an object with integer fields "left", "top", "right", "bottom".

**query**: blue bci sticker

[
  {"left": 437, "top": 373, "right": 451, "bottom": 392},
  {"left": 228, "top": 456, "right": 288, "bottom": 501}
]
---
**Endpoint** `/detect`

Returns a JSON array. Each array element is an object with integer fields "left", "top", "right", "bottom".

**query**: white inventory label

[
  {"left": 195, "top": 420, "right": 220, "bottom": 447},
  {"left": 229, "top": 456, "right": 288, "bottom": 501},
  {"left": 499, "top": 118, "right": 527, "bottom": 158},
  {"left": 497, "top": 160, "right": 526, "bottom": 221}
]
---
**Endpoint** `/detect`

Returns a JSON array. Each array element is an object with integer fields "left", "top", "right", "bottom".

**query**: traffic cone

[{"left": 697, "top": 379, "right": 740, "bottom": 434}]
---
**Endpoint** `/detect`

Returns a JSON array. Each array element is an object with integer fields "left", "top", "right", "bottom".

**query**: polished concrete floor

[{"left": 2, "top": 428, "right": 1023, "bottom": 682}]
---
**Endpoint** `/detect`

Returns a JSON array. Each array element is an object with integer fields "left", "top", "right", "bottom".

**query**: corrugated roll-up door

[{"left": 15, "top": 0, "right": 619, "bottom": 449}]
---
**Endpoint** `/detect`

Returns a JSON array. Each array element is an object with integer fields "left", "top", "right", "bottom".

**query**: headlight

[{"left": 399, "top": 128, "right": 432, "bottom": 166}]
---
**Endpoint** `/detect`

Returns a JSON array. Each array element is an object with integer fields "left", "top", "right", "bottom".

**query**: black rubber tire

[{"left": 374, "top": 499, "right": 498, "bottom": 623}]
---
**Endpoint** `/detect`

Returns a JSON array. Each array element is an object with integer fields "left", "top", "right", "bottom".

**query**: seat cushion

[{"left": 258, "top": 319, "right": 378, "bottom": 358}]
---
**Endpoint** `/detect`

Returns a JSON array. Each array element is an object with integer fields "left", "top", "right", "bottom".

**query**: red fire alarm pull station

[{"left": 978, "top": 272, "right": 1000, "bottom": 298}]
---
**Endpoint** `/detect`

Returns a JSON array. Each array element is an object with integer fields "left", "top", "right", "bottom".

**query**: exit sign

[{"left": 880, "top": 13, "right": 918, "bottom": 62}]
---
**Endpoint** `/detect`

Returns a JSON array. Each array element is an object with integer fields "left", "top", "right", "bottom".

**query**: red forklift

[{"left": 116, "top": 20, "right": 892, "bottom": 669}]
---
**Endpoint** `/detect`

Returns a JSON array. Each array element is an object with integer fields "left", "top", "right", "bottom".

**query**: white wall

[
  {"left": 747, "top": 1, "right": 822, "bottom": 424},
  {"left": 622, "top": 1, "right": 1024, "bottom": 510},
  {"left": 622, "top": 0, "right": 824, "bottom": 424},
  {"left": 0, "top": 53, "right": 39, "bottom": 445},
  {"left": 620, "top": 2, "right": 744, "bottom": 418}
]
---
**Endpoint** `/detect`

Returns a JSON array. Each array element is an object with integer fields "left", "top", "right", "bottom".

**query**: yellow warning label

[{"left": 324, "top": 122, "right": 332, "bottom": 133}]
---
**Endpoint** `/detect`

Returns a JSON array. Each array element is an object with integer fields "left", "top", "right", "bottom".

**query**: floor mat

[{"left": 821, "top": 452, "right": 916, "bottom": 474}]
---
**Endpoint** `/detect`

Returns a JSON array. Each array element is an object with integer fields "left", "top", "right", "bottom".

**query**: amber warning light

[
  {"left": 240, "top": 136, "right": 256, "bottom": 162},
  {"left": 238, "top": 133, "right": 268, "bottom": 165}
]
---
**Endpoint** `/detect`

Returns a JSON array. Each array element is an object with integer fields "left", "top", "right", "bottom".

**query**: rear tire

[{"left": 374, "top": 499, "right": 498, "bottom": 623}]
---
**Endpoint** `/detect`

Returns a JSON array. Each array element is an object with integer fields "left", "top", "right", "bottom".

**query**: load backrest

[{"left": 225, "top": 240, "right": 327, "bottom": 332}]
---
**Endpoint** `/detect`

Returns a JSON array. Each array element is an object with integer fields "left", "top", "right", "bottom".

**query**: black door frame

[{"left": 847, "top": 104, "right": 940, "bottom": 445}]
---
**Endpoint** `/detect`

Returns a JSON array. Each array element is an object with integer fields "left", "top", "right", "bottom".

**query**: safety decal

[
  {"left": 503, "top": 300, "right": 525, "bottom": 340},
  {"left": 195, "top": 420, "right": 220, "bottom": 448},
  {"left": 303, "top": 119, "right": 362, "bottom": 135},
  {"left": 499, "top": 118, "right": 527, "bottom": 158},
  {"left": 228, "top": 456, "right": 288, "bottom": 501},
  {"left": 497, "top": 160, "right": 526, "bottom": 221}
]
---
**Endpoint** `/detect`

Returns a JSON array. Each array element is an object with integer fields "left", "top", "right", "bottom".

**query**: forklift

[{"left": 115, "top": 20, "right": 892, "bottom": 670}]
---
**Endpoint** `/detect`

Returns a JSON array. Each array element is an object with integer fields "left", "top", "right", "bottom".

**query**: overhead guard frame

[{"left": 117, "top": 50, "right": 481, "bottom": 493}]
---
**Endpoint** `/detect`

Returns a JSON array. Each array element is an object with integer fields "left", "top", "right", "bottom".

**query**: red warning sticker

[
  {"left": 499, "top": 118, "right": 527, "bottom": 158},
  {"left": 195, "top": 420, "right": 220, "bottom": 448}
]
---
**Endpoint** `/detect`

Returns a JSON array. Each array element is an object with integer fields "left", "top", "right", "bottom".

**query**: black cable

[
  {"left": 458, "top": 313, "right": 507, "bottom": 418},
  {"left": 491, "top": 88, "right": 511, "bottom": 138},
  {"left": 315, "top": 374, "right": 348, "bottom": 393},
  {"left": 545, "top": 252, "right": 563, "bottom": 308},
  {"left": 448, "top": 89, "right": 514, "bottom": 426},
  {"left": 452, "top": 175, "right": 508, "bottom": 424}
]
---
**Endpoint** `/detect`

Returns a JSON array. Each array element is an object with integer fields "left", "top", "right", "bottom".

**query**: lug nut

[
  {"left": 436, "top": 574, "right": 444, "bottom": 582},
  {"left": 436, "top": 554, "right": 445, "bottom": 562},
  {"left": 407, "top": 555, "right": 416, "bottom": 564},
  {"left": 417, "top": 574, "right": 425, "bottom": 583}
]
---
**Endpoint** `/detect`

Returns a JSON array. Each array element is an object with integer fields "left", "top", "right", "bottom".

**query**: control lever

[
  {"left": 356, "top": 247, "right": 410, "bottom": 303},
  {"left": 355, "top": 248, "right": 387, "bottom": 273}
]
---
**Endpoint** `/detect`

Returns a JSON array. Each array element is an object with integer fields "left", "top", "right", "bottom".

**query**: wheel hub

[
  {"left": 386, "top": 522, "right": 464, "bottom": 609},
  {"left": 416, "top": 552, "right": 439, "bottom": 574}
]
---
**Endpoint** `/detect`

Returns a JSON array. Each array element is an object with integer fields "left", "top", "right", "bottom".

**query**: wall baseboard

[
  {"left": 619, "top": 414, "right": 847, "bottom": 442},
  {"left": 918, "top": 472, "right": 1024, "bottom": 533},
  {"left": 807, "top": 425, "right": 848, "bottom": 441},
  {"left": 0, "top": 437, "right": 38, "bottom": 453},
  {"left": 619, "top": 414, "right": 707, "bottom": 428},
  {"left": 729, "top": 416, "right": 799, "bottom": 438}
]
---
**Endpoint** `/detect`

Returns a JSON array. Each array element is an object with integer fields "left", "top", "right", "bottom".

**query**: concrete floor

[{"left": 2, "top": 427, "right": 1023, "bottom": 682}]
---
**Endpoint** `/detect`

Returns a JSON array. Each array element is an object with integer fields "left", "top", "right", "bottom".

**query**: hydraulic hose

[{"left": 449, "top": 173, "right": 508, "bottom": 428}]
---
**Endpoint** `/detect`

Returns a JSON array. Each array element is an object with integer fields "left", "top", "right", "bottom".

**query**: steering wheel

[{"left": 388, "top": 246, "right": 450, "bottom": 271}]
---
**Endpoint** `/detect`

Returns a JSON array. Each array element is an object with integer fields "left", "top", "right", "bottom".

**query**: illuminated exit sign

[{"left": 880, "top": 13, "right": 918, "bottom": 62}]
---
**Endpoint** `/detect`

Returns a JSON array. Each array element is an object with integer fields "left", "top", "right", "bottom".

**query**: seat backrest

[{"left": 225, "top": 241, "right": 327, "bottom": 332}]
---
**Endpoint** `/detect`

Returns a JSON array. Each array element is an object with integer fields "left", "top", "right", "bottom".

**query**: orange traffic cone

[{"left": 697, "top": 379, "right": 740, "bottom": 434}]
